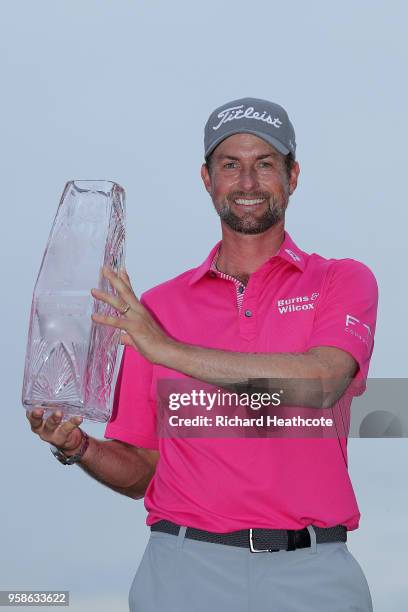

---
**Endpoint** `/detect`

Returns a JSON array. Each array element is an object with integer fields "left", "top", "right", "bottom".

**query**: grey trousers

[{"left": 129, "top": 526, "right": 373, "bottom": 612}]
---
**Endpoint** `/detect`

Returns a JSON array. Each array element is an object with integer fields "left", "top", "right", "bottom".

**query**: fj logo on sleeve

[{"left": 345, "top": 314, "right": 372, "bottom": 345}]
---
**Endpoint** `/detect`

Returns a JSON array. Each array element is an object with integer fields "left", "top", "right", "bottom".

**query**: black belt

[{"left": 151, "top": 519, "right": 347, "bottom": 553}]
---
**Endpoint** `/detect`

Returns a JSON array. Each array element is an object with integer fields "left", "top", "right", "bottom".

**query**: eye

[
  {"left": 258, "top": 161, "right": 272, "bottom": 168},
  {"left": 224, "top": 162, "right": 238, "bottom": 169}
]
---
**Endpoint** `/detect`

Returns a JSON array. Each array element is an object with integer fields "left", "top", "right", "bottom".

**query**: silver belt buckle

[{"left": 249, "top": 528, "right": 278, "bottom": 553}]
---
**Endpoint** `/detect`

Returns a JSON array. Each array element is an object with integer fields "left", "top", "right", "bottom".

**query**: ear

[
  {"left": 201, "top": 163, "right": 212, "bottom": 195},
  {"left": 289, "top": 161, "right": 300, "bottom": 195}
]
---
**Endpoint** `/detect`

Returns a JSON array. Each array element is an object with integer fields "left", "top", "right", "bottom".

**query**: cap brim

[{"left": 205, "top": 129, "right": 291, "bottom": 160}]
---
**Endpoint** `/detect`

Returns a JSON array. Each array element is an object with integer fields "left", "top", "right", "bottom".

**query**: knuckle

[{"left": 30, "top": 420, "right": 42, "bottom": 432}]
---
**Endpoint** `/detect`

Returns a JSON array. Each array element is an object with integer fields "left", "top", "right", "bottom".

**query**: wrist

[
  {"left": 57, "top": 429, "right": 85, "bottom": 456},
  {"left": 51, "top": 429, "right": 90, "bottom": 465}
]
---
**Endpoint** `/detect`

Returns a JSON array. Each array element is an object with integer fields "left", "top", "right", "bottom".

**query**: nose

[{"left": 237, "top": 168, "right": 259, "bottom": 192}]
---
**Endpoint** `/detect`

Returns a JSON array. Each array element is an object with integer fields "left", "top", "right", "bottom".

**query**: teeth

[{"left": 234, "top": 198, "right": 264, "bottom": 205}]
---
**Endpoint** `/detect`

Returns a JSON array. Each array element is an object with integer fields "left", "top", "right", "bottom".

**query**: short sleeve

[
  {"left": 306, "top": 259, "right": 378, "bottom": 389},
  {"left": 104, "top": 345, "right": 159, "bottom": 450}
]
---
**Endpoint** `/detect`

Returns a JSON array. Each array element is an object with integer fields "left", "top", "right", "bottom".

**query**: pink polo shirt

[{"left": 105, "top": 232, "right": 378, "bottom": 532}]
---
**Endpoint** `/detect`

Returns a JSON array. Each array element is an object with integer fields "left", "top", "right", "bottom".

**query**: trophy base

[{"left": 22, "top": 399, "right": 111, "bottom": 423}]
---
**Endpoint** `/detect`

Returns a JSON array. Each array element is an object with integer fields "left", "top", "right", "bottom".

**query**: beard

[{"left": 214, "top": 192, "right": 288, "bottom": 235}]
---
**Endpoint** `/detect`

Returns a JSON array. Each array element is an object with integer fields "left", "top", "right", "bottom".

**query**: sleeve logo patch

[{"left": 345, "top": 314, "right": 372, "bottom": 346}]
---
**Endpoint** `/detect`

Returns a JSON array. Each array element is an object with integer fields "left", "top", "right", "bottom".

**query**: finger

[
  {"left": 119, "top": 268, "right": 132, "bottom": 290},
  {"left": 120, "top": 331, "right": 134, "bottom": 346},
  {"left": 91, "top": 287, "right": 128, "bottom": 312},
  {"left": 59, "top": 415, "right": 83, "bottom": 436},
  {"left": 43, "top": 410, "right": 63, "bottom": 433},
  {"left": 102, "top": 266, "right": 140, "bottom": 307},
  {"left": 91, "top": 286, "right": 140, "bottom": 316},
  {"left": 91, "top": 312, "right": 130, "bottom": 329},
  {"left": 27, "top": 408, "right": 45, "bottom": 430},
  {"left": 26, "top": 407, "right": 44, "bottom": 419}
]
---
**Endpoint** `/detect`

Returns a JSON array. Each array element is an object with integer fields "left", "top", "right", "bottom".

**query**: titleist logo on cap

[
  {"left": 212, "top": 105, "right": 284, "bottom": 131},
  {"left": 204, "top": 97, "right": 296, "bottom": 159}
]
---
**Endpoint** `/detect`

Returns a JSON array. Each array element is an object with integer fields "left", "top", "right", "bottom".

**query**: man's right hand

[
  {"left": 26, "top": 408, "right": 84, "bottom": 454},
  {"left": 26, "top": 407, "right": 159, "bottom": 499}
]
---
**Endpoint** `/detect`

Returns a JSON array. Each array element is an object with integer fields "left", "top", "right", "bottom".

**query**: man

[{"left": 27, "top": 98, "right": 378, "bottom": 611}]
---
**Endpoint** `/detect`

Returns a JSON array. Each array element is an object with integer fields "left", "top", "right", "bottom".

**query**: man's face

[{"left": 201, "top": 133, "right": 300, "bottom": 235}]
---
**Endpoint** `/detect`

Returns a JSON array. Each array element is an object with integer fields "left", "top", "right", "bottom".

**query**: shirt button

[
  {"left": 244, "top": 309, "right": 252, "bottom": 317},
  {"left": 238, "top": 285, "right": 244, "bottom": 293}
]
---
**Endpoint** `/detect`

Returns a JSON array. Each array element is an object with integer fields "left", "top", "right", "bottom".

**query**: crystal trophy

[{"left": 22, "top": 180, "right": 126, "bottom": 422}]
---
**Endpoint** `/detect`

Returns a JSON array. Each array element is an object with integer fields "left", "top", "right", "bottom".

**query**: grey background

[{"left": 1, "top": 1, "right": 407, "bottom": 610}]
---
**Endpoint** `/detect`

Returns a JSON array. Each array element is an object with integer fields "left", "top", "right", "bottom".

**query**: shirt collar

[
  {"left": 276, "top": 231, "right": 306, "bottom": 271},
  {"left": 188, "top": 231, "right": 306, "bottom": 286},
  {"left": 188, "top": 241, "right": 222, "bottom": 285}
]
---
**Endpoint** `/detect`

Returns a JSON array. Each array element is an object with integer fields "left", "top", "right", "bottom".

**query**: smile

[{"left": 233, "top": 198, "right": 265, "bottom": 206}]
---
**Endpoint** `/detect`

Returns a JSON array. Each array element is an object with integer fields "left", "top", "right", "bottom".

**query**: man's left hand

[{"left": 91, "top": 266, "right": 174, "bottom": 364}]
